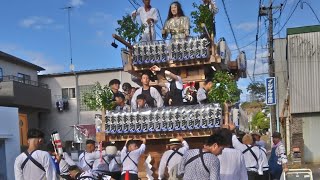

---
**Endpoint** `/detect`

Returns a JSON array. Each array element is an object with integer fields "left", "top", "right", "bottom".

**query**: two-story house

[{"left": 0, "top": 51, "right": 51, "bottom": 146}]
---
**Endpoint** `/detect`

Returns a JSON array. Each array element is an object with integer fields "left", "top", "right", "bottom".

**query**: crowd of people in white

[{"left": 14, "top": 122, "right": 288, "bottom": 180}]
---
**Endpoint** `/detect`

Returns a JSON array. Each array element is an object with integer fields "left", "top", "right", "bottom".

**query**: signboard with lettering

[{"left": 266, "top": 77, "right": 276, "bottom": 105}]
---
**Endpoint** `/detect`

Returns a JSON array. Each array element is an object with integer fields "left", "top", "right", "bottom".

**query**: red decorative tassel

[
  {"left": 99, "top": 141, "right": 102, "bottom": 163},
  {"left": 125, "top": 170, "right": 130, "bottom": 180}
]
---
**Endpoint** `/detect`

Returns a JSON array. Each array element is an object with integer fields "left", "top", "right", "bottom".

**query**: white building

[
  {"left": 39, "top": 68, "right": 137, "bottom": 146},
  {"left": 0, "top": 51, "right": 50, "bottom": 179}
]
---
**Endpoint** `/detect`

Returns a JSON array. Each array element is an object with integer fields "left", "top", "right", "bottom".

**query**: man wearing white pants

[{"left": 132, "top": 0, "right": 159, "bottom": 41}]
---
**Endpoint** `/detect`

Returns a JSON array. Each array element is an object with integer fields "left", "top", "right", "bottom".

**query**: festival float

[{"left": 84, "top": 2, "right": 247, "bottom": 178}]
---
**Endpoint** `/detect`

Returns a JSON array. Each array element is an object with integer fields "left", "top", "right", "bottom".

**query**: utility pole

[
  {"left": 268, "top": 0, "right": 277, "bottom": 133},
  {"left": 259, "top": 0, "right": 279, "bottom": 133},
  {"left": 62, "top": 6, "right": 81, "bottom": 148}
]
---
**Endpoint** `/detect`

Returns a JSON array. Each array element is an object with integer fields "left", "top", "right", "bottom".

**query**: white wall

[
  {"left": 0, "top": 59, "right": 38, "bottom": 81},
  {"left": 302, "top": 113, "right": 320, "bottom": 163},
  {"left": 39, "top": 70, "right": 137, "bottom": 141},
  {"left": 0, "top": 107, "right": 20, "bottom": 180}
]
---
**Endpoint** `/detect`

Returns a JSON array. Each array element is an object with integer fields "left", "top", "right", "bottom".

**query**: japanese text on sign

[{"left": 266, "top": 77, "right": 276, "bottom": 105}]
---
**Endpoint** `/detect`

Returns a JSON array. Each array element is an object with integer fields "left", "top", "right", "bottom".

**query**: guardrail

[{"left": 0, "top": 75, "right": 49, "bottom": 88}]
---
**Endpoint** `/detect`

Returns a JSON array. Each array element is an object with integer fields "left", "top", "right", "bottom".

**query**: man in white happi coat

[
  {"left": 47, "top": 143, "right": 76, "bottom": 179},
  {"left": 79, "top": 139, "right": 112, "bottom": 173},
  {"left": 218, "top": 127, "right": 248, "bottom": 180},
  {"left": 158, "top": 136, "right": 189, "bottom": 180},
  {"left": 14, "top": 128, "right": 58, "bottom": 180},
  {"left": 132, "top": 0, "right": 159, "bottom": 41}
]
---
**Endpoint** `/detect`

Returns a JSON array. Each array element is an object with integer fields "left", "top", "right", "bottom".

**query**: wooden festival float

[{"left": 102, "top": 30, "right": 247, "bottom": 178}]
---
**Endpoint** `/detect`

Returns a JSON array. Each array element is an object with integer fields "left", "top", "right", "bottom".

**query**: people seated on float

[
  {"left": 122, "top": 82, "right": 132, "bottom": 105},
  {"left": 109, "top": 79, "right": 123, "bottom": 101},
  {"left": 131, "top": 72, "right": 164, "bottom": 110},
  {"left": 150, "top": 65, "right": 184, "bottom": 106},
  {"left": 114, "top": 93, "right": 131, "bottom": 112},
  {"left": 197, "top": 78, "right": 213, "bottom": 104},
  {"left": 136, "top": 94, "right": 149, "bottom": 110},
  {"left": 162, "top": 1, "right": 190, "bottom": 39}
]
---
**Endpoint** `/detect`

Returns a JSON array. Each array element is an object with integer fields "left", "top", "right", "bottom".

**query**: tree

[
  {"left": 207, "top": 71, "right": 242, "bottom": 124},
  {"left": 83, "top": 82, "right": 115, "bottom": 141},
  {"left": 247, "top": 82, "right": 266, "bottom": 102},
  {"left": 251, "top": 111, "right": 270, "bottom": 130},
  {"left": 208, "top": 71, "right": 242, "bottom": 104},
  {"left": 115, "top": 14, "right": 145, "bottom": 44},
  {"left": 191, "top": 3, "right": 214, "bottom": 36}
]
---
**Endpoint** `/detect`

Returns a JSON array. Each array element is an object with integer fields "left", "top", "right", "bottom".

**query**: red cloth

[{"left": 73, "top": 124, "right": 96, "bottom": 138}]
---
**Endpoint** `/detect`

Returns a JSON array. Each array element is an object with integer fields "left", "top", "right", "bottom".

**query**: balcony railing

[{"left": 0, "top": 75, "right": 48, "bottom": 89}]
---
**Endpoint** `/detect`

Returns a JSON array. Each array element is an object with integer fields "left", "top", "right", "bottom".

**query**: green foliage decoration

[
  {"left": 251, "top": 111, "right": 270, "bottom": 130},
  {"left": 83, "top": 82, "right": 115, "bottom": 111},
  {"left": 191, "top": 3, "right": 214, "bottom": 36},
  {"left": 208, "top": 71, "right": 242, "bottom": 104},
  {"left": 115, "top": 14, "right": 145, "bottom": 44}
]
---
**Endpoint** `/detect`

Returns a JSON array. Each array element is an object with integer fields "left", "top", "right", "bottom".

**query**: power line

[
  {"left": 228, "top": 27, "right": 260, "bottom": 44},
  {"left": 230, "top": 31, "right": 267, "bottom": 52},
  {"left": 62, "top": 6, "right": 74, "bottom": 67},
  {"left": 300, "top": 1, "right": 320, "bottom": 24},
  {"left": 273, "top": 0, "right": 301, "bottom": 36},
  {"left": 128, "top": 0, "right": 138, "bottom": 11},
  {"left": 253, "top": 0, "right": 263, "bottom": 81},
  {"left": 221, "top": 0, "right": 241, "bottom": 54}
]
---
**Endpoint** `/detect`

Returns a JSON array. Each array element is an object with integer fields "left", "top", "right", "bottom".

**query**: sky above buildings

[{"left": 0, "top": 0, "right": 319, "bottom": 101}]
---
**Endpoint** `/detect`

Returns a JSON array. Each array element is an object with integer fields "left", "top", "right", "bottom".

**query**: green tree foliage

[
  {"left": 247, "top": 82, "right": 266, "bottom": 102},
  {"left": 115, "top": 14, "right": 145, "bottom": 44},
  {"left": 191, "top": 3, "right": 214, "bottom": 36},
  {"left": 83, "top": 82, "right": 115, "bottom": 111},
  {"left": 208, "top": 71, "right": 242, "bottom": 104},
  {"left": 251, "top": 111, "right": 270, "bottom": 130}
]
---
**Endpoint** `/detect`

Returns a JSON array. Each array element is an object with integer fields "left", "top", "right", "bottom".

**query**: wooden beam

[
  {"left": 132, "top": 59, "right": 214, "bottom": 71},
  {"left": 107, "top": 129, "right": 213, "bottom": 142},
  {"left": 112, "top": 34, "right": 133, "bottom": 50}
]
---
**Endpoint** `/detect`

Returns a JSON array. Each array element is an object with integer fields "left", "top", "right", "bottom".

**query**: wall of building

[
  {"left": 274, "top": 38, "right": 289, "bottom": 121},
  {"left": 0, "top": 140, "right": 7, "bottom": 180},
  {"left": 301, "top": 113, "right": 320, "bottom": 163},
  {"left": 291, "top": 113, "right": 320, "bottom": 163},
  {"left": 0, "top": 59, "right": 38, "bottom": 81},
  {"left": 0, "top": 107, "right": 21, "bottom": 180},
  {"left": 39, "top": 70, "right": 137, "bottom": 141},
  {"left": 19, "top": 108, "right": 41, "bottom": 129},
  {"left": 287, "top": 31, "right": 320, "bottom": 114}
]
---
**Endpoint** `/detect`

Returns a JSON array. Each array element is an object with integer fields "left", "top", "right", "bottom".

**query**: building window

[
  {"left": 0, "top": 67, "right": 3, "bottom": 81},
  {"left": 62, "top": 88, "right": 76, "bottom": 99},
  {"left": 69, "top": 88, "right": 76, "bottom": 98},
  {"left": 17, "top": 73, "right": 31, "bottom": 84},
  {"left": 79, "top": 85, "right": 94, "bottom": 111}
]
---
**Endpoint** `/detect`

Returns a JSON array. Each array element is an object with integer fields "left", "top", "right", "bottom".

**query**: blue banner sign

[{"left": 266, "top": 77, "right": 276, "bottom": 105}]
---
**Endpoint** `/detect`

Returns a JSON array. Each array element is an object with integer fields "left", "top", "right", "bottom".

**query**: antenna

[{"left": 62, "top": 6, "right": 74, "bottom": 71}]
